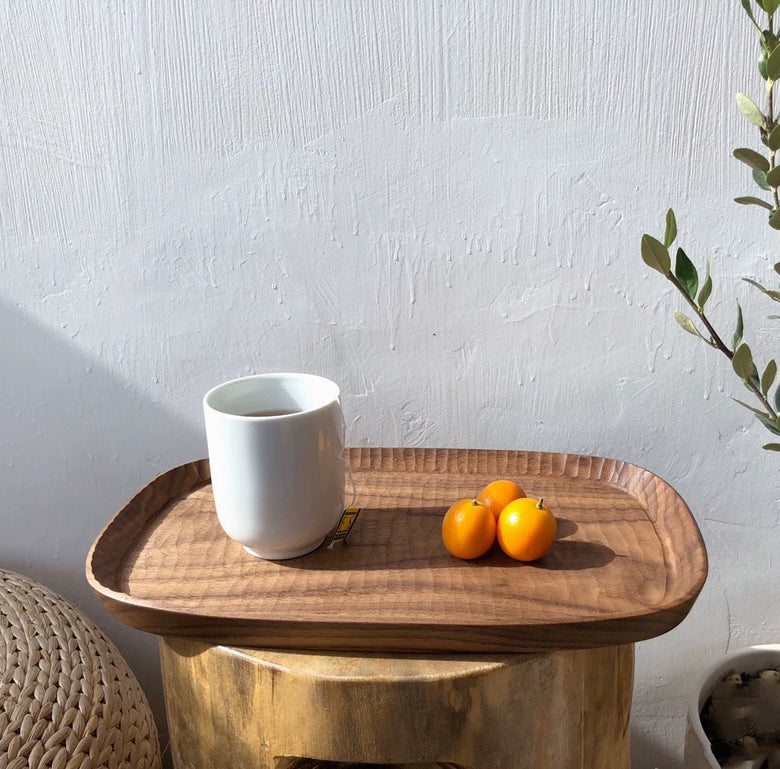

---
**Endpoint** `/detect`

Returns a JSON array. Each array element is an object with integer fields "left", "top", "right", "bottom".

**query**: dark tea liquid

[{"left": 243, "top": 409, "right": 301, "bottom": 417}]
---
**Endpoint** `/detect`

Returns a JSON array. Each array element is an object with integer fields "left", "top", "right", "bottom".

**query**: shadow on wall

[
  {"left": 632, "top": 727, "right": 680, "bottom": 769},
  {"left": 0, "top": 296, "right": 205, "bottom": 757}
]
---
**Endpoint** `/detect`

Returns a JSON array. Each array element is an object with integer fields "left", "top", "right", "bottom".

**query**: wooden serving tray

[{"left": 86, "top": 448, "right": 707, "bottom": 653}]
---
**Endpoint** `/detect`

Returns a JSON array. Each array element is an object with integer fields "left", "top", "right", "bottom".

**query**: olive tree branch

[{"left": 666, "top": 272, "right": 778, "bottom": 420}]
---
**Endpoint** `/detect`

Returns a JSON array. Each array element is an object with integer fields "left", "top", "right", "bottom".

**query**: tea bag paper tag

[{"left": 326, "top": 508, "right": 361, "bottom": 548}]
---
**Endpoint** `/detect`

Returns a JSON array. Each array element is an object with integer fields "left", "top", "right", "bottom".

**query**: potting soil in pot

[{"left": 701, "top": 667, "right": 780, "bottom": 768}]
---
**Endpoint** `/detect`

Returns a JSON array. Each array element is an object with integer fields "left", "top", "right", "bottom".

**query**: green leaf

[
  {"left": 733, "top": 343, "right": 755, "bottom": 379},
  {"left": 698, "top": 260, "right": 713, "bottom": 308},
  {"left": 664, "top": 209, "right": 677, "bottom": 247},
  {"left": 776, "top": 383, "right": 780, "bottom": 411},
  {"left": 770, "top": 209, "right": 780, "bottom": 229},
  {"left": 641, "top": 234, "right": 671, "bottom": 275},
  {"left": 769, "top": 125, "right": 780, "bottom": 150},
  {"left": 774, "top": 261, "right": 780, "bottom": 274},
  {"left": 756, "top": 411, "right": 780, "bottom": 435},
  {"left": 769, "top": 44, "right": 780, "bottom": 80},
  {"left": 734, "top": 397, "right": 769, "bottom": 417},
  {"left": 737, "top": 93, "right": 766, "bottom": 126},
  {"left": 741, "top": 0, "right": 757, "bottom": 21},
  {"left": 762, "top": 359, "right": 777, "bottom": 394},
  {"left": 733, "top": 147, "right": 770, "bottom": 171},
  {"left": 754, "top": 168, "right": 771, "bottom": 190},
  {"left": 735, "top": 196, "right": 774, "bottom": 209},
  {"left": 760, "top": 50, "right": 769, "bottom": 80},
  {"left": 766, "top": 0, "right": 780, "bottom": 17},
  {"left": 763, "top": 443, "right": 780, "bottom": 451},
  {"left": 674, "top": 248, "right": 699, "bottom": 299},
  {"left": 766, "top": 165, "right": 780, "bottom": 186},
  {"left": 733, "top": 303, "right": 745, "bottom": 349},
  {"left": 744, "top": 277, "right": 780, "bottom": 300},
  {"left": 673, "top": 311, "right": 703, "bottom": 339}
]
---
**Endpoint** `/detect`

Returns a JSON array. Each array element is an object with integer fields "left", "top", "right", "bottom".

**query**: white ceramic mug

[{"left": 203, "top": 373, "right": 345, "bottom": 559}]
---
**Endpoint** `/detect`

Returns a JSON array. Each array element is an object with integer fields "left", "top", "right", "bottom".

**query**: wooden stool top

[
  {"left": 87, "top": 448, "right": 707, "bottom": 653},
  {"left": 221, "top": 645, "right": 513, "bottom": 680}
]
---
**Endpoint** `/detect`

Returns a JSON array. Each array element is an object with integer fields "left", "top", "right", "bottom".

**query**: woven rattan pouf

[{"left": 0, "top": 569, "right": 161, "bottom": 769}]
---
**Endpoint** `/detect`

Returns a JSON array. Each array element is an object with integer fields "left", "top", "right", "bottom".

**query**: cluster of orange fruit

[{"left": 441, "top": 479, "right": 556, "bottom": 561}]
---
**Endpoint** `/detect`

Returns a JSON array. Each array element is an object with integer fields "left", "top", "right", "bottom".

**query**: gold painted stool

[{"left": 159, "top": 637, "right": 633, "bottom": 769}]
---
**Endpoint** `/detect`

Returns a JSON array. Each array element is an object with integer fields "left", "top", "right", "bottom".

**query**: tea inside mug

[{"left": 204, "top": 373, "right": 340, "bottom": 418}]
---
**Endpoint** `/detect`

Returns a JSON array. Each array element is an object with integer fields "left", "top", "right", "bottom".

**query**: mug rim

[{"left": 203, "top": 372, "right": 340, "bottom": 420}]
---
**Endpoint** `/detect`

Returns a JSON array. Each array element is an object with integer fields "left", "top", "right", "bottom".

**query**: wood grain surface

[
  {"left": 86, "top": 448, "right": 707, "bottom": 652},
  {"left": 159, "top": 637, "right": 634, "bottom": 769}
]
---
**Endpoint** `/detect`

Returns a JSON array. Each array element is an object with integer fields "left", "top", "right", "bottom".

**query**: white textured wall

[{"left": 1, "top": 1, "right": 778, "bottom": 765}]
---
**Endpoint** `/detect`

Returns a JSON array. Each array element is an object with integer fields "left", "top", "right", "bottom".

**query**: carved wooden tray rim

[{"left": 86, "top": 448, "right": 708, "bottom": 652}]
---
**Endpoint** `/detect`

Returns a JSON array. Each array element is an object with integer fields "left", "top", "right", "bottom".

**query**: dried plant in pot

[
  {"left": 684, "top": 646, "right": 780, "bottom": 769},
  {"left": 639, "top": 0, "right": 780, "bottom": 765}
]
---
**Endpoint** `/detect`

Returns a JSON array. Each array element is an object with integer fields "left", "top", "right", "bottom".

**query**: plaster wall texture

[{"left": 1, "top": 2, "right": 778, "bottom": 766}]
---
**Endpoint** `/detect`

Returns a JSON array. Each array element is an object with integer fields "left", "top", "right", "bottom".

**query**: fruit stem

[{"left": 536, "top": 497, "right": 544, "bottom": 509}]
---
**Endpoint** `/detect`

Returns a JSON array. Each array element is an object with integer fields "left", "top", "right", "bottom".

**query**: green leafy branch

[
  {"left": 734, "top": 0, "right": 780, "bottom": 307},
  {"left": 641, "top": 213, "right": 780, "bottom": 452},
  {"left": 639, "top": 0, "right": 780, "bottom": 454}
]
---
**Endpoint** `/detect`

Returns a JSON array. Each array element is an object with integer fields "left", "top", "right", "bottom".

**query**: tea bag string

[
  {"left": 345, "top": 463, "right": 356, "bottom": 508},
  {"left": 339, "top": 406, "right": 357, "bottom": 508}
]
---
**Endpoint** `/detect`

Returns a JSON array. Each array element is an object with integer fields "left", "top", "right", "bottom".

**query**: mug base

[{"left": 243, "top": 537, "right": 326, "bottom": 561}]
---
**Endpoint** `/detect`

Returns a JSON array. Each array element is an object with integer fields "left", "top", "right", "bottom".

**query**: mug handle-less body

[{"left": 204, "top": 373, "right": 347, "bottom": 560}]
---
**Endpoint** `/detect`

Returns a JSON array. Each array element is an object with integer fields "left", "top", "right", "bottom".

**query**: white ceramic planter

[{"left": 684, "top": 644, "right": 780, "bottom": 768}]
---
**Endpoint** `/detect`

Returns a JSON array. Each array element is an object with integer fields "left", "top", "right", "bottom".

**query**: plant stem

[
  {"left": 668, "top": 273, "right": 778, "bottom": 420},
  {"left": 769, "top": 15, "right": 780, "bottom": 211},
  {"left": 668, "top": 274, "right": 731, "bottom": 354},
  {"left": 769, "top": 91, "right": 779, "bottom": 211}
]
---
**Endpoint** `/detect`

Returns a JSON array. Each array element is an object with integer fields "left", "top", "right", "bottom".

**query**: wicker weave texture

[{"left": 0, "top": 569, "right": 160, "bottom": 769}]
